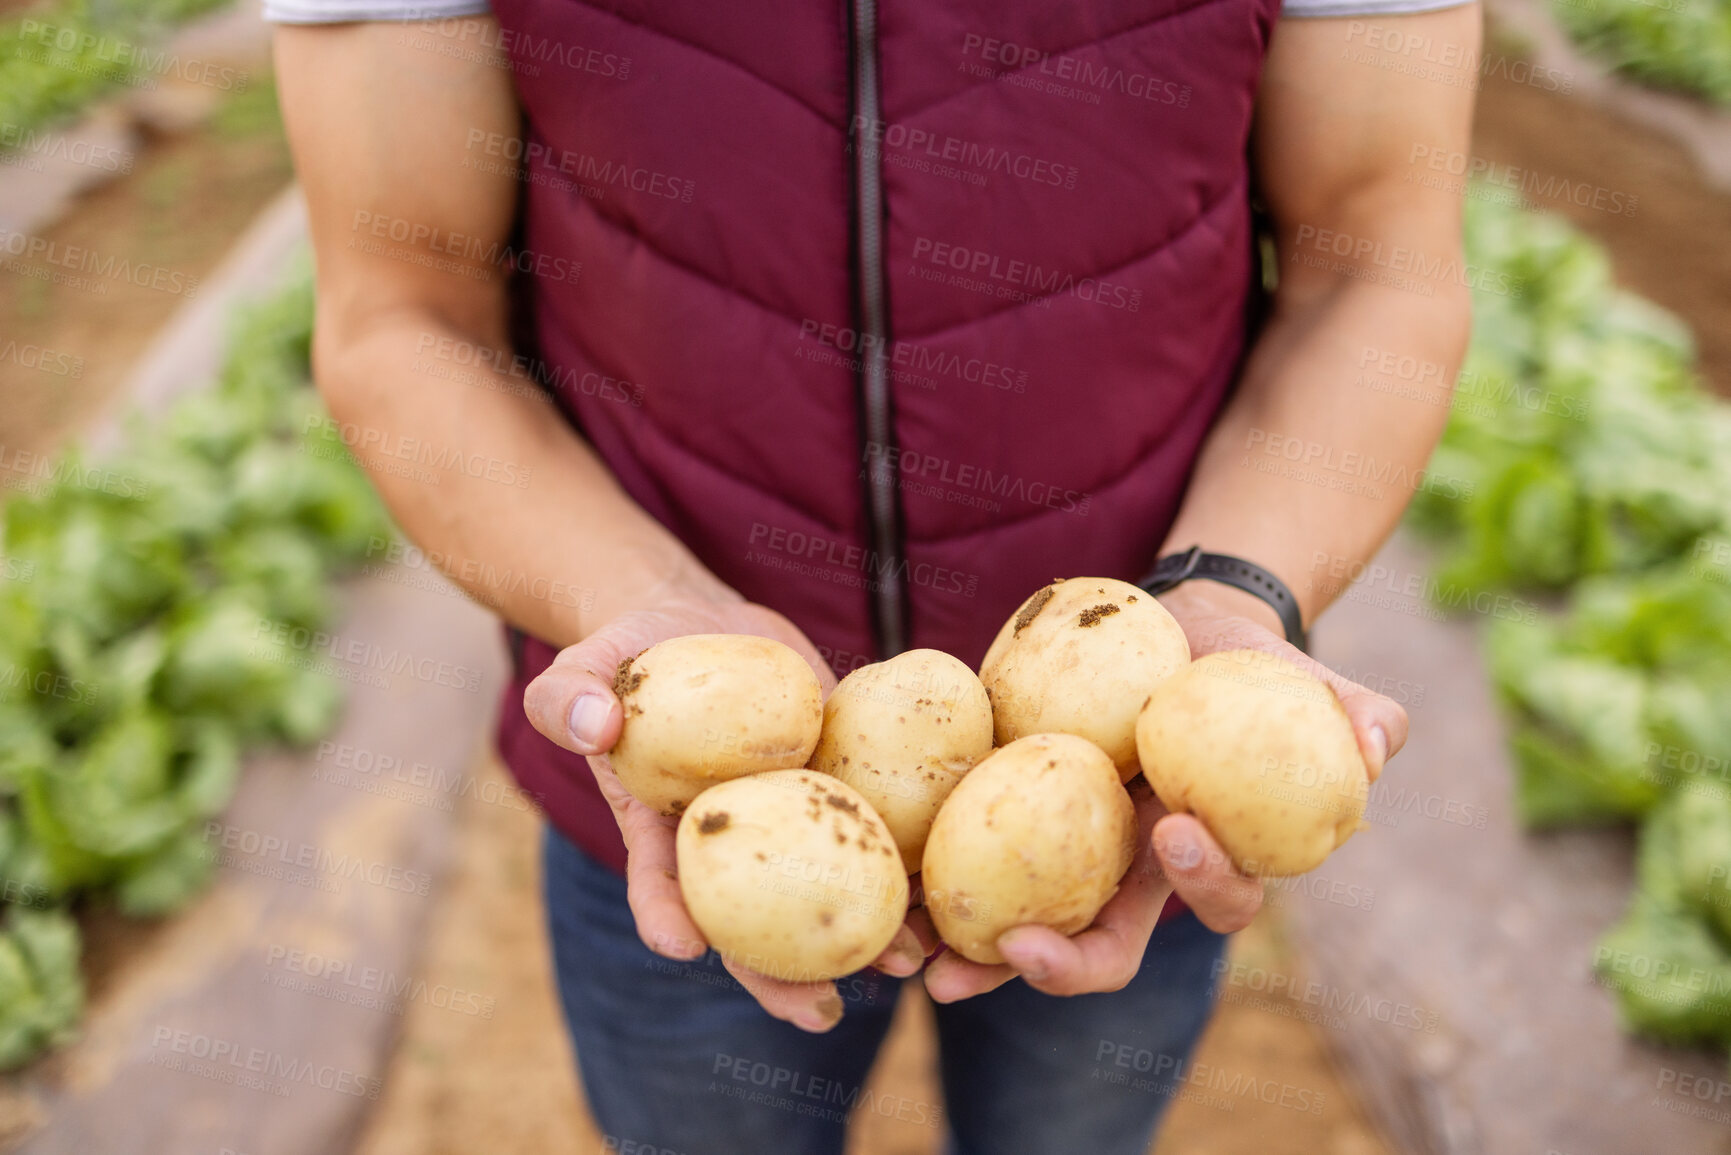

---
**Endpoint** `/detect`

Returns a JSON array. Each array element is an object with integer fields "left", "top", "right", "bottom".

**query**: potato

[
  {"left": 921, "top": 733, "right": 1137, "bottom": 964},
  {"left": 980, "top": 577, "right": 1190, "bottom": 781},
  {"left": 809, "top": 649, "right": 994, "bottom": 873},
  {"left": 610, "top": 634, "right": 822, "bottom": 816},
  {"left": 676, "top": 770, "right": 910, "bottom": 982},
  {"left": 1136, "top": 649, "right": 1368, "bottom": 877}
]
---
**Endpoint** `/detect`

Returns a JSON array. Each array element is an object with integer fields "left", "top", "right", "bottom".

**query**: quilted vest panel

[{"left": 485, "top": 0, "right": 1280, "bottom": 869}]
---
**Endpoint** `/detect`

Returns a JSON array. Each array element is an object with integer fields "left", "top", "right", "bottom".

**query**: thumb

[{"left": 524, "top": 621, "right": 652, "bottom": 756}]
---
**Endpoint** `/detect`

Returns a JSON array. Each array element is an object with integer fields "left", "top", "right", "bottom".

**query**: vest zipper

[{"left": 849, "top": 0, "right": 908, "bottom": 657}]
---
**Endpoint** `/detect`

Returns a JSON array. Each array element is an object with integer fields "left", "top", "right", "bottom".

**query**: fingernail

[
  {"left": 1369, "top": 724, "right": 1390, "bottom": 774},
  {"left": 797, "top": 993, "right": 844, "bottom": 1032},
  {"left": 1018, "top": 957, "right": 1050, "bottom": 983},
  {"left": 882, "top": 941, "right": 923, "bottom": 978},
  {"left": 998, "top": 931, "right": 1050, "bottom": 982},
  {"left": 647, "top": 931, "right": 704, "bottom": 961},
  {"left": 1161, "top": 825, "right": 1204, "bottom": 872},
  {"left": 567, "top": 694, "right": 609, "bottom": 753}
]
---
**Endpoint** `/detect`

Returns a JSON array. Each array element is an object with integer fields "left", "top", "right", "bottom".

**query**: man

[{"left": 272, "top": 0, "right": 1477, "bottom": 1150}]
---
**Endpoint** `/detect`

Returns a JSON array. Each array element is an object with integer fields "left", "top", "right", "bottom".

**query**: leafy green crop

[
  {"left": 1554, "top": 0, "right": 1731, "bottom": 105},
  {"left": 1417, "top": 189, "right": 1731, "bottom": 1063},
  {"left": 0, "top": 907, "right": 82, "bottom": 1068},
  {"left": 0, "top": 265, "right": 391, "bottom": 1067},
  {"left": 1411, "top": 197, "right": 1727, "bottom": 595},
  {"left": 0, "top": 0, "right": 239, "bottom": 144}
]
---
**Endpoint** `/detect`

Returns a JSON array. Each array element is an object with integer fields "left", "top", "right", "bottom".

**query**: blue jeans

[{"left": 544, "top": 825, "right": 1225, "bottom": 1155}]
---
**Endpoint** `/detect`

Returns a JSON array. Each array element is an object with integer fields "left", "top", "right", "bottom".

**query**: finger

[
  {"left": 903, "top": 904, "right": 941, "bottom": 958},
  {"left": 523, "top": 638, "right": 633, "bottom": 756},
  {"left": 992, "top": 804, "right": 1171, "bottom": 996},
  {"left": 1332, "top": 679, "right": 1404, "bottom": 783},
  {"left": 617, "top": 792, "right": 709, "bottom": 960},
  {"left": 721, "top": 959, "right": 846, "bottom": 1033},
  {"left": 922, "top": 951, "right": 1018, "bottom": 1003},
  {"left": 901, "top": 875, "right": 941, "bottom": 958},
  {"left": 871, "top": 922, "right": 928, "bottom": 978},
  {"left": 995, "top": 921, "right": 1144, "bottom": 997},
  {"left": 1153, "top": 814, "right": 1262, "bottom": 934}
]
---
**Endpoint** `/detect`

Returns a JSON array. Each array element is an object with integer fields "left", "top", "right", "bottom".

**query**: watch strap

[{"left": 1139, "top": 546, "right": 1308, "bottom": 652}]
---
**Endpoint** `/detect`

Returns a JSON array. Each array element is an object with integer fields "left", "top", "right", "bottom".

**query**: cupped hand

[
  {"left": 923, "top": 579, "right": 1406, "bottom": 1003},
  {"left": 523, "top": 596, "right": 929, "bottom": 1032}
]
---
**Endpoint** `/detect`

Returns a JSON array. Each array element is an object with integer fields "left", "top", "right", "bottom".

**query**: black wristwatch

[{"left": 1139, "top": 546, "right": 1308, "bottom": 652}]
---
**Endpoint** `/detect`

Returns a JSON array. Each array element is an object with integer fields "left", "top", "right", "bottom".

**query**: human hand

[
  {"left": 923, "top": 580, "right": 1405, "bottom": 1002},
  {"left": 523, "top": 593, "right": 929, "bottom": 1032}
]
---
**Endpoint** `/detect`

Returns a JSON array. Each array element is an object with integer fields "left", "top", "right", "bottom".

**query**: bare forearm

[
  {"left": 277, "top": 22, "right": 735, "bottom": 648},
  {"left": 314, "top": 314, "right": 736, "bottom": 648},
  {"left": 1160, "top": 275, "right": 1472, "bottom": 627},
  {"left": 1160, "top": 5, "right": 1479, "bottom": 636}
]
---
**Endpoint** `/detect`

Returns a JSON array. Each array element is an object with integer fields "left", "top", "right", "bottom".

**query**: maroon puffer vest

[{"left": 488, "top": 0, "right": 1281, "bottom": 873}]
